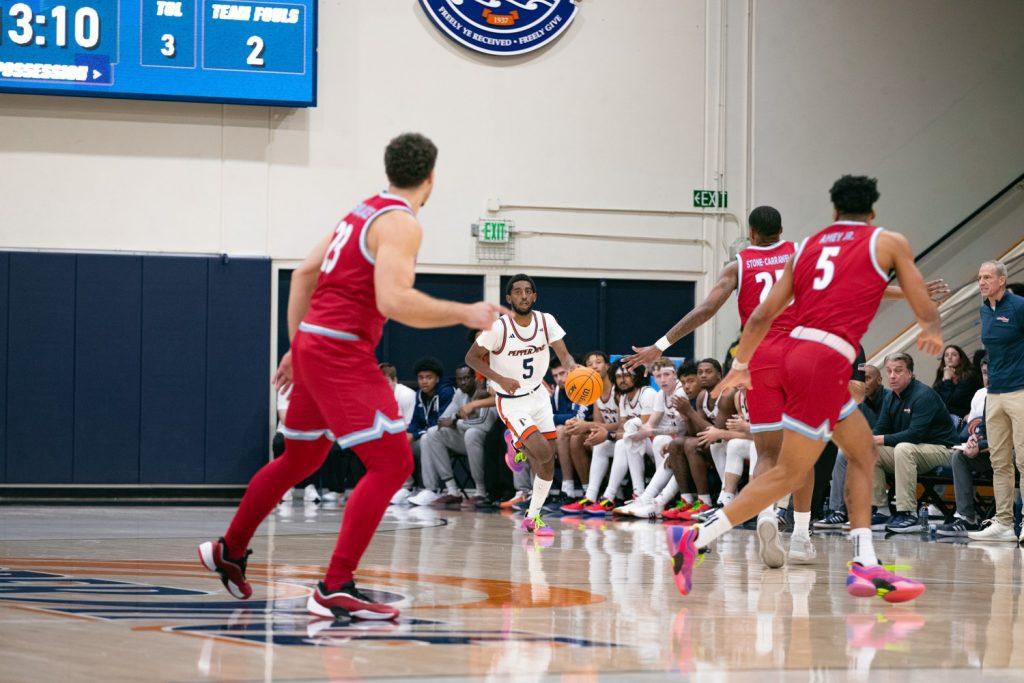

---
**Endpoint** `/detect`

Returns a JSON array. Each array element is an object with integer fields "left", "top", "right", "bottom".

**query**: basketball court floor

[{"left": 2, "top": 503, "right": 1022, "bottom": 681}]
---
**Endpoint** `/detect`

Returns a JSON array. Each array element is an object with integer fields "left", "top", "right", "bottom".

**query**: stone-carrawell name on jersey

[{"left": 419, "top": 0, "right": 579, "bottom": 56}]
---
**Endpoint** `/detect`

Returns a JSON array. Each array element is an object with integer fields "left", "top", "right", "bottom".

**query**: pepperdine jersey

[
  {"left": 791, "top": 222, "right": 891, "bottom": 352},
  {"left": 653, "top": 385, "right": 688, "bottom": 433},
  {"left": 476, "top": 311, "right": 566, "bottom": 396},
  {"left": 301, "top": 192, "right": 414, "bottom": 348},
  {"left": 736, "top": 240, "right": 800, "bottom": 343}
]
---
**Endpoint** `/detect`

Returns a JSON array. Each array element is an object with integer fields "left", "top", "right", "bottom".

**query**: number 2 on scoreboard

[{"left": 247, "top": 36, "right": 265, "bottom": 67}]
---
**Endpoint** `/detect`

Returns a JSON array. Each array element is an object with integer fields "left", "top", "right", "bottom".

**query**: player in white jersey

[
  {"left": 466, "top": 274, "right": 577, "bottom": 538},
  {"left": 616, "top": 358, "right": 690, "bottom": 518},
  {"left": 582, "top": 363, "right": 657, "bottom": 515}
]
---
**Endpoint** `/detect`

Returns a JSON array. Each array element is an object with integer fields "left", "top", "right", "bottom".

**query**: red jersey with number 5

[
  {"left": 791, "top": 221, "right": 890, "bottom": 347},
  {"left": 736, "top": 240, "right": 800, "bottom": 342},
  {"left": 302, "top": 192, "right": 414, "bottom": 349}
]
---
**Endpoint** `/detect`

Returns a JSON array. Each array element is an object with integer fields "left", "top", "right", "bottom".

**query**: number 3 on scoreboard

[
  {"left": 247, "top": 36, "right": 265, "bottom": 67},
  {"left": 161, "top": 34, "right": 175, "bottom": 58}
]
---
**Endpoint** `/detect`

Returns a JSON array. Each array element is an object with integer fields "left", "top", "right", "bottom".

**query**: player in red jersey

[
  {"left": 668, "top": 175, "right": 943, "bottom": 602},
  {"left": 197, "top": 133, "right": 505, "bottom": 621},
  {"left": 626, "top": 207, "right": 945, "bottom": 567}
]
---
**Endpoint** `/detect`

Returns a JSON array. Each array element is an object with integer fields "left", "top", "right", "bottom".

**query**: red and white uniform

[
  {"left": 282, "top": 192, "right": 414, "bottom": 448},
  {"left": 735, "top": 240, "right": 799, "bottom": 433},
  {"left": 780, "top": 222, "right": 890, "bottom": 439}
]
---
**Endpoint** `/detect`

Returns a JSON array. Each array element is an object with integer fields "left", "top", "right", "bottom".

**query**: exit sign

[
  {"left": 693, "top": 190, "right": 728, "bottom": 208},
  {"left": 478, "top": 220, "right": 511, "bottom": 243}
]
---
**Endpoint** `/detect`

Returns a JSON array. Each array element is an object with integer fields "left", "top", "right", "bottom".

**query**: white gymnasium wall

[{"left": 749, "top": 0, "right": 1024, "bottom": 356}]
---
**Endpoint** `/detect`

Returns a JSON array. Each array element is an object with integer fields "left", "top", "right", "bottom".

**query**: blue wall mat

[
  {"left": 74, "top": 255, "right": 143, "bottom": 483},
  {"left": 380, "top": 274, "right": 484, "bottom": 383},
  {"left": 6, "top": 253, "right": 77, "bottom": 483},
  {"left": 0, "top": 254, "right": 8, "bottom": 482},
  {"left": 140, "top": 257, "right": 208, "bottom": 484},
  {"left": 604, "top": 279, "right": 695, "bottom": 362},
  {"left": 277, "top": 269, "right": 291, "bottom": 362},
  {"left": 204, "top": 258, "right": 271, "bottom": 484}
]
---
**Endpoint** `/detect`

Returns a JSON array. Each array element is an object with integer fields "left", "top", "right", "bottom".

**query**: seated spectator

[
  {"left": 871, "top": 352, "right": 959, "bottom": 533},
  {"left": 937, "top": 359, "right": 991, "bottom": 536},
  {"left": 615, "top": 358, "right": 690, "bottom": 517},
  {"left": 932, "top": 344, "right": 982, "bottom": 420},
  {"left": 410, "top": 365, "right": 497, "bottom": 506},
  {"left": 697, "top": 387, "right": 756, "bottom": 508},
  {"left": 547, "top": 359, "right": 592, "bottom": 503},
  {"left": 390, "top": 356, "right": 454, "bottom": 504},
  {"left": 663, "top": 359, "right": 724, "bottom": 520},
  {"left": 380, "top": 362, "right": 417, "bottom": 427},
  {"left": 816, "top": 362, "right": 888, "bottom": 529}
]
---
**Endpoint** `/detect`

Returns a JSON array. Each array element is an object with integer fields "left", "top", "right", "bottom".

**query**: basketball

[{"left": 565, "top": 366, "right": 602, "bottom": 406}]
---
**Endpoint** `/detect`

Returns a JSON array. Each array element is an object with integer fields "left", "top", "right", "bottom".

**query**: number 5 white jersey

[{"left": 476, "top": 311, "right": 566, "bottom": 397}]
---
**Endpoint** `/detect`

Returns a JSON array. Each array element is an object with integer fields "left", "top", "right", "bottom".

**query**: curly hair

[
  {"left": 829, "top": 175, "right": 879, "bottom": 215},
  {"left": 384, "top": 133, "right": 437, "bottom": 189}
]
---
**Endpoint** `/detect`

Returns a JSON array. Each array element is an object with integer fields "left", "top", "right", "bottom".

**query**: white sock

[
  {"left": 718, "top": 491, "right": 736, "bottom": 507},
  {"left": 695, "top": 509, "right": 734, "bottom": 549},
  {"left": 698, "top": 494, "right": 712, "bottom": 506},
  {"left": 444, "top": 479, "right": 459, "bottom": 496},
  {"left": 793, "top": 511, "right": 811, "bottom": 538},
  {"left": 527, "top": 477, "right": 553, "bottom": 518},
  {"left": 682, "top": 493, "right": 695, "bottom": 504},
  {"left": 850, "top": 527, "right": 878, "bottom": 566},
  {"left": 561, "top": 479, "right": 575, "bottom": 496}
]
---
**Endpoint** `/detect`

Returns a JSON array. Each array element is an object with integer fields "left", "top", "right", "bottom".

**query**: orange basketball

[{"left": 565, "top": 366, "right": 602, "bottom": 406}]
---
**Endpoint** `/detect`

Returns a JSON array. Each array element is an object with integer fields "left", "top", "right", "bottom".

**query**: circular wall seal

[{"left": 419, "top": 0, "right": 580, "bottom": 56}]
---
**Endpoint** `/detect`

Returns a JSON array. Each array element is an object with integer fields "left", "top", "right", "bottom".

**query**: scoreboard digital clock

[{"left": 0, "top": 0, "right": 315, "bottom": 106}]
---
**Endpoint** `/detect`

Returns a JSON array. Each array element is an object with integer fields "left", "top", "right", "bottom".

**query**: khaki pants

[
  {"left": 987, "top": 388, "right": 1024, "bottom": 526},
  {"left": 872, "top": 443, "right": 951, "bottom": 513}
]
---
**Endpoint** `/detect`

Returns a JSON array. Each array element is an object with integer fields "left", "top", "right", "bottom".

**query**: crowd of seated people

[{"left": 276, "top": 267, "right": 1024, "bottom": 546}]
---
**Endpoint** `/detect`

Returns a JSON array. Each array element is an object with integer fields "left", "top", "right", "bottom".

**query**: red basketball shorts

[
  {"left": 779, "top": 338, "right": 858, "bottom": 442},
  {"left": 746, "top": 334, "right": 787, "bottom": 433},
  {"left": 281, "top": 331, "right": 406, "bottom": 449}
]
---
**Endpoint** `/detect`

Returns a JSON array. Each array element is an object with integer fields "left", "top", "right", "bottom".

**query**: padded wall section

[
  {"left": 74, "top": 255, "right": 143, "bottom": 483},
  {"left": 604, "top": 279, "right": 695, "bottom": 361},
  {"left": 0, "top": 254, "right": 8, "bottom": 481},
  {"left": 380, "top": 275, "right": 485, "bottom": 381},
  {"left": 139, "top": 257, "right": 209, "bottom": 484},
  {"left": 6, "top": 253, "right": 77, "bottom": 483},
  {"left": 205, "top": 258, "right": 271, "bottom": 484}
]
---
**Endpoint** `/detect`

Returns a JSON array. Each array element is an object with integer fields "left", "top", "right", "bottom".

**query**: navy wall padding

[
  {"left": 604, "top": 279, "right": 695, "bottom": 361},
  {"left": 277, "top": 269, "right": 291, "bottom": 362},
  {"left": 139, "top": 257, "right": 209, "bottom": 484},
  {"left": 0, "top": 254, "right": 8, "bottom": 481},
  {"left": 74, "top": 255, "right": 143, "bottom": 483},
  {"left": 380, "top": 274, "right": 484, "bottom": 381},
  {"left": 204, "top": 258, "right": 271, "bottom": 484},
  {"left": 6, "top": 253, "right": 77, "bottom": 483}
]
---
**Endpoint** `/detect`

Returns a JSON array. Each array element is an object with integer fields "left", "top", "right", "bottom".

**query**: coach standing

[{"left": 968, "top": 261, "right": 1024, "bottom": 543}]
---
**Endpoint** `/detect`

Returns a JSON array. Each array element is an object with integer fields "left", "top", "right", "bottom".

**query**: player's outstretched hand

[
  {"left": 712, "top": 367, "right": 751, "bottom": 400},
  {"left": 273, "top": 351, "right": 293, "bottom": 393},
  {"left": 622, "top": 345, "right": 661, "bottom": 374},
  {"left": 916, "top": 320, "right": 943, "bottom": 357},
  {"left": 464, "top": 302, "right": 510, "bottom": 330},
  {"left": 925, "top": 279, "right": 952, "bottom": 303}
]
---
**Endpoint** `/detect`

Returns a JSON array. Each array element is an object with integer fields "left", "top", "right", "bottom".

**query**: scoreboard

[{"left": 0, "top": 0, "right": 316, "bottom": 106}]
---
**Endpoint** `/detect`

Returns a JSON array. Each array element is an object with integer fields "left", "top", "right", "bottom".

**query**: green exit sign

[
  {"left": 478, "top": 220, "right": 510, "bottom": 243},
  {"left": 693, "top": 189, "right": 728, "bottom": 208}
]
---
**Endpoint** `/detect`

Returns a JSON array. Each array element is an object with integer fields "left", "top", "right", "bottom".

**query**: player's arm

[
  {"left": 882, "top": 279, "right": 951, "bottom": 302},
  {"left": 877, "top": 232, "right": 943, "bottom": 356},
  {"left": 372, "top": 212, "right": 505, "bottom": 330},
  {"left": 464, "top": 342, "right": 520, "bottom": 396},
  {"left": 550, "top": 339, "right": 578, "bottom": 371},
  {"left": 698, "top": 389, "right": 736, "bottom": 445},
  {"left": 712, "top": 262, "right": 795, "bottom": 398},
  {"left": 681, "top": 391, "right": 713, "bottom": 432},
  {"left": 623, "top": 262, "right": 739, "bottom": 371}
]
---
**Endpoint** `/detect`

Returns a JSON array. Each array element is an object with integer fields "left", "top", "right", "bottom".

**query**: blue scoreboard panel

[{"left": 0, "top": 0, "right": 316, "bottom": 106}]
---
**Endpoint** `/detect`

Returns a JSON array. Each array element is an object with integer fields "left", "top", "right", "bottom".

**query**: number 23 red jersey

[
  {"left": 302, "top": 192, "right": 414, "bottom": 350},
  {"left": 791, "top": 221, "right": 891, "bottom": 348},
  {"left": 736, "top": 240, "right": 800, "bottom": 341}
]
